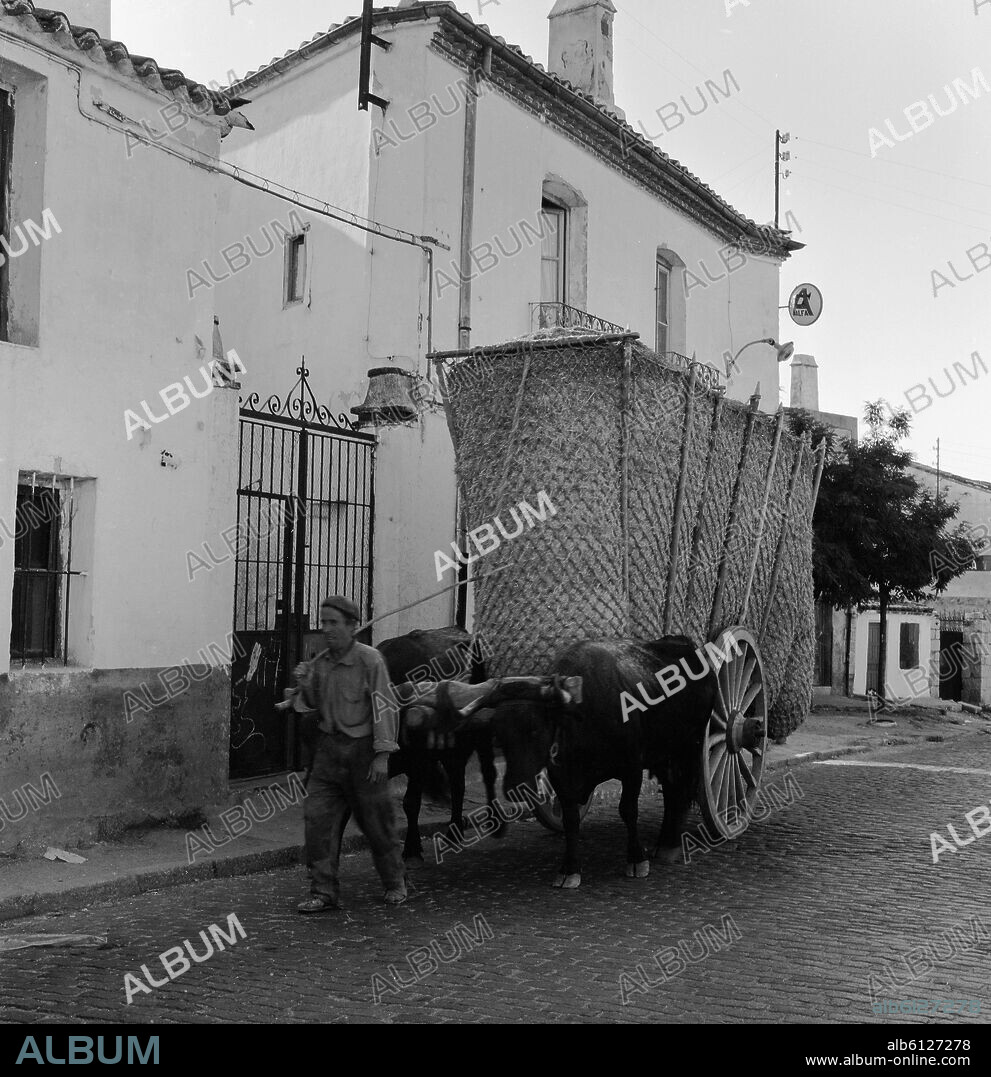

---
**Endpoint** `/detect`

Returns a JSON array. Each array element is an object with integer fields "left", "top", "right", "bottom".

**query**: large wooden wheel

[
  {"left": 533, "top": 773, "right": 594, "bottom": 833},
  {"left": 699, "top": 625, "right": 768, "bottom": 841}
]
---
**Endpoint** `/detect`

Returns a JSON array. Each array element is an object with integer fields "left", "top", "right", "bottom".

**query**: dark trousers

[{"left": 304, "top": 732, "right": 404, "bottom": 900}]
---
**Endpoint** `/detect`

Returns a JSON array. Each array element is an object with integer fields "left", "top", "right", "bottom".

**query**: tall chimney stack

[
  {"left": 790, "top": 353, "right": 820, "bottom": 412},
  {"left": 57, "top": 0, "right": 112, "bottom": 37},
  {"left": 548, "top": 0, "right": 620, "bottom": 113}
]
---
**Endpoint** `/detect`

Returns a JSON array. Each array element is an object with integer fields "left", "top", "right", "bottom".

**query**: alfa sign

[{"left": 788, "top": 283, "right": 823, "bottom": 327}]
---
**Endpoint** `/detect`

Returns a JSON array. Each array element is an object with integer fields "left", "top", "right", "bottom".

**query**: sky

[{"left": 111, "top": 0, "right": 991, "bottom": 480}]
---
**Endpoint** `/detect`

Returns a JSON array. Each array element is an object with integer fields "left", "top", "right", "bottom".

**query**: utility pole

[
  {"left": 775, "top": 130, "right": 791, "bottom": 228},
  {"left": 935, "top": 438, "right": 941, "bottom": 501}
]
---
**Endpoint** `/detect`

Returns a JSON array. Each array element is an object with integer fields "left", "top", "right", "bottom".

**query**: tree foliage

[
  {"left": 789, "top": 403, "right": 978, "bottom": 607},
  {"left": 788, "top": 402, "right": 981, "bottom": 700}
]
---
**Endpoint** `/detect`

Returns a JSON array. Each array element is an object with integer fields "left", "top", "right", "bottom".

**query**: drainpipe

[
  {"left": 457, "top": 64, "right": 481, "bottom": 350},
  {"left": 454, "top": 54, "right": 485, "bottom": 629}
]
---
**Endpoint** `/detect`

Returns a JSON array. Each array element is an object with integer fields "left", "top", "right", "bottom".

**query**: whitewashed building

[
  {"left": 836, "top": 464, "right": 991, "bottom": 705},
  {"left": 0, "top": 1, "right": 242, "bottom": 841},
  {"left": 911, "top": 463, "right": 991, "bottom": 705},
  {"left": 216, "top": 0, "right": 804, "bottom": 669}
]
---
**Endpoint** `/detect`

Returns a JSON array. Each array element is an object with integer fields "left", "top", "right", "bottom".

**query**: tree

[{"left": 789, "top": 403, "right": 980, "bottom": 702}]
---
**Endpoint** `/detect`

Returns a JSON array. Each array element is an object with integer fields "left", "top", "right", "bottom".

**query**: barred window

[{"left": 9, "top": 477, "right": 83, "bottom": 665}]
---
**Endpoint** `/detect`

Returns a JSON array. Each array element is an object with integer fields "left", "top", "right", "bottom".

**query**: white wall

[
  {"left": 216, "top": 16, "right": 791, "bottom": 631},
  {"left": 369, "top": 29, "right": 784, "bottom": 400},
  {"left": 217, "top": 28, "right": 454, "bottom": 632},
  {"left": 0, "top": 37, "right": 236, "bottom": 674},
  {"left": 852, "top": 610, "right": 934, "bottom": 699}
]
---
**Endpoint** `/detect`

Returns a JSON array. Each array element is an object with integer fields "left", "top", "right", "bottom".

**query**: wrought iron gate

[{"left": 231, "top": 366, "right": 376, "bottom": 780}]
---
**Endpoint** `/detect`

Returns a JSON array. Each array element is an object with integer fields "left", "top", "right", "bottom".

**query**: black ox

[
  {"left": 378, "top": 627, "right": 505, "bottom": 863},
  {"left": 491, "top": 636, "right": 720, "bottom": 888}
]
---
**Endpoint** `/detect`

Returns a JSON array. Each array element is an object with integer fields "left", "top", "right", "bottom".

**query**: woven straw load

[{"left": 440, "top": 334, "right": 817, "bottom": 723}]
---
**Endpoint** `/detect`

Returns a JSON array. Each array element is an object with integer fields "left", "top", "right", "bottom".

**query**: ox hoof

[
  {"left": 403, "top": 855, "right": 425, "bottom": 869},
  {"left": 653, "top": 846, "right": 682, "bottom": 865},
  {"left": 552, "top": 873, "right": 582, "bottom": 889},
  {"left": 625, "top": 860, "right": 650, "bottom": 879}
]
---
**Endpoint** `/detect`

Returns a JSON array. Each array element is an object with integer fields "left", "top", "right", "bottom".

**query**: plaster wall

[
  {"left": 0, "top": 668, "right": 228, "bottom": 848},
  {"left": 373, "top": 36, "right": 784, "bottom": 404},
  {"left": 215, "top": 18, "right": 791, "bottom": 631},
  {"left": 851, "top": 609, "right": 934, "bottom": 699},
  {"left": 216, "top": 28, "right": 456, "bottom": 630},
  {"left": 0, "top": 33, "right": 236, "bottom": 837},
  {"left": 928, "top": 475, "right": 991, "bottom": 533},
  {"left": 941, "top": 577, "right": 991, "bottom": 602}
]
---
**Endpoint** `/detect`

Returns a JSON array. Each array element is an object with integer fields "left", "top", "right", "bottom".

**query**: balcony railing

[
  {"left": 657, "top": 351, "right": 726, "bottom": 394},
  {"left": 530, "top": 302, "right": 627, "bottom": 335},
  {"left": 528, "top": 305, "right": 726, "bottom": 393}
]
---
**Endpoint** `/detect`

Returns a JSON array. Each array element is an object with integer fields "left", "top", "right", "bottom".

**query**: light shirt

[{"left": 301, "top": 642, "right": 399, "bottom": 754}]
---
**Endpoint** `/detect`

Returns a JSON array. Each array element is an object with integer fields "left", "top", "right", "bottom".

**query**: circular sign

[{"left": 788, "top": 283, "right": 823, "bottom": 327}]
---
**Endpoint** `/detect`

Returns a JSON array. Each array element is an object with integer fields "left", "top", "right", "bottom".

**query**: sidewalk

[{"left": 0, "top": 702, "right": 985, "bottom": 924}]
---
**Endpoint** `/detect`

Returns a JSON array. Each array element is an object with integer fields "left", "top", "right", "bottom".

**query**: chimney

[
  {"left": 790, "top": 353, "right": 820, "bottom": 412},
  {"left": 548, "top": 0, "right": 620, "bottom": 112},
  {"left": 57, "top": 0, "right": 112, "bottom": 37}
]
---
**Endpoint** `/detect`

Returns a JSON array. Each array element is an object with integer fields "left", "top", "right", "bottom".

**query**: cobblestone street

[{"left": 2, "top": 735, "right": 989, "bottom": 1025}]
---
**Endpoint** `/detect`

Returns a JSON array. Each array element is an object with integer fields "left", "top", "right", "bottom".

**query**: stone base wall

[{"left": 0, "top": 667, "right": 229, "bottom": 850}]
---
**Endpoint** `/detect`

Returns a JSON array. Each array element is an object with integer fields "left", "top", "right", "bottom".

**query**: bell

[{"left": 351, "top": 367, "right": 420, "bottom": 426}]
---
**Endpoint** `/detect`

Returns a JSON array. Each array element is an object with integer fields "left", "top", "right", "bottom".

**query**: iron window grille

[{"left": 9, "top": 475, "right": 84, "bottom": 666}]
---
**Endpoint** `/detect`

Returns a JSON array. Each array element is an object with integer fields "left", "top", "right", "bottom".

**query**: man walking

[{"left": 293, "top": 596, "right": 407, "bottom": 911}]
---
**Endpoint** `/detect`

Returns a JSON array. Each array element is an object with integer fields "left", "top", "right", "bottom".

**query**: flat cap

[{"left": 320, "top": 594, "right": 360, "bottom": 622}]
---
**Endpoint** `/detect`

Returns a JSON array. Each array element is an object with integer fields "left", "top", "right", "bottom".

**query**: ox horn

[{"left": 547, "top": 675, "right": 582, "bottom": 706}]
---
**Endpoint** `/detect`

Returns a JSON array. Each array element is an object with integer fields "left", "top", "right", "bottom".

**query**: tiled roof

[
  {"left": 231, "top": 2, "right": 799, "bottom": 255},
  {"left": 0, "top": 0, "right": 233, "bottom": 116},
  {"left": 911, "top": 461, "right": 991, "bottom": 493}
]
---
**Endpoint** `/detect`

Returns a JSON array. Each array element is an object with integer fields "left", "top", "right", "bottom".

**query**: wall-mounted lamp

[{"left": 725, "top": 338, "right": 795, "bottom": 378}]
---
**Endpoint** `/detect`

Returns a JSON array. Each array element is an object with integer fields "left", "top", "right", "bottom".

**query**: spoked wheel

[
  {"left": 699, "top": 625, "right": 768, "bottom": 841},
  {"left": 533, "top": 772, "right": 594, "bottom": 833}
]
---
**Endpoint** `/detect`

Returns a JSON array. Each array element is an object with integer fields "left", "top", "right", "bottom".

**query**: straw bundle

[{"left": 438, "top": 333, "right": 817, "bottom": 724}]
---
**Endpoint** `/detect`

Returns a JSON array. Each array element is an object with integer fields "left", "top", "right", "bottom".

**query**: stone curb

[
  {"left": 0, "top": 734, "right": 962, "bottom": 924},
  {"left": 764, "top": 739, "right": 916, "bottom": 771},
  {"left": 0, "top": 822, "right": 454, "bottom": 925}
]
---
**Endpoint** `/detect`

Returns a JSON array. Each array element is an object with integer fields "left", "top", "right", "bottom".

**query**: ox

[
  {"left": 378, "top": 627, "right": 504, "bottom": 863},
  {"left": 491, "top": 635, "right": 736, "bottom": 888}
]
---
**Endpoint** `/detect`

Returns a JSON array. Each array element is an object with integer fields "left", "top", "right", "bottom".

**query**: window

[
  {"left": 540, "top": 198, "right": 567, "bottom": 306},
  {"left": 11, "top": 484, "right": 62, "bottom": 661},
  {"left": 0, "top": 88, "right": 13, "bottom": 342},
  {"left": 974, "top": 554, "right": 991, "bottom": 572},
  {"left": 285, "top": 232, "right": 306, "bottom": 305},
  {"left": 9, "top": 478, "right": 84, "bottom": 665},
  {"left": 899, "top": 622, "right": 920, "bottom": 670},
  {"left": 656, "top": 256, "right": 671, "bottom": 354}
]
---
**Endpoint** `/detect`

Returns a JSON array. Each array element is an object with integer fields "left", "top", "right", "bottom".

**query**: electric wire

[
  {"left": 798, "top": 171, "right": 991, "bottom": 234},
  {"left": 796, "top": 152, "right": 991, "bottom": 221},
  {"left": 800, "top": 136, "right": 991, "bottom": 192}
]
